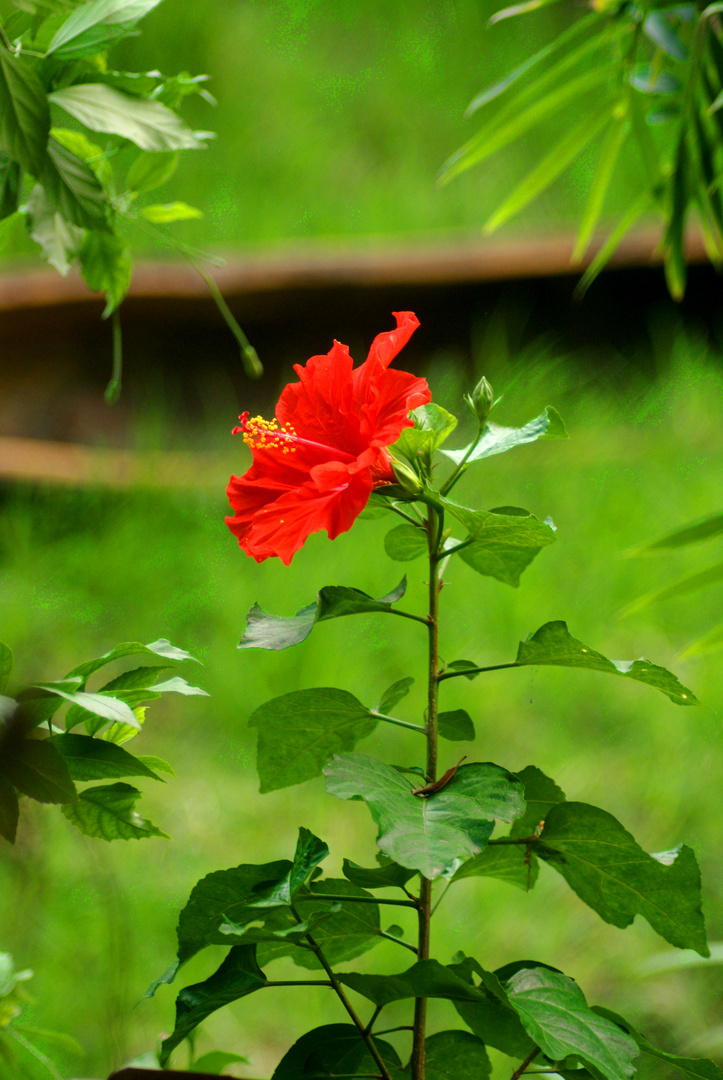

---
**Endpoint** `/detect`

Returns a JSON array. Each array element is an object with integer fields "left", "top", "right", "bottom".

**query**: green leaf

[
  {"left": 441, "top": 406, "right": 567, "bottom": 465},
  {"left": 271, "top": 1023, "right": 402, "bottom": 1080},
  {"left": 100, "top": 665, "right": 171, "bottom": 692},
  {"left": 384, "top": 524, "right": 428, "bottom": 561},
  {"left": 51, "top": 127, "right": 113, "bottom": 188},
  {"left": 392, "top": 403, "right": 458, "bottom": 463},
  {"left": 592, "top": 1007, "right": 723, "bottom": 1080},
  {"left": 42, "top": 136, "right": 109, "bottom": 228},
  {"left": 452, "top": 844, "right": 538, "bottom": 890},
  {"left": 47, "top": 21, "right": 133, "bottom": 59},
  {"left": 339, "top": 957, "right": 504, "bottom": 1008},
  {"left": 407, "top": 1030, "right": 491, "bottom": 1080},
  {"left": 25, "top": 182, "right": 84, "bottom": 275},
  {"left": 342, "top": 857, "right": 417, "bottom": 890},
  {"left": 377, "top": 677, "right": 414, "bottom": 714},
  {"left": 536, "top": 802, "right": 709, "bottom": 954},
  {"left": 324, "top": 753, "right": 525, "bottom": 879},
  {"left": 0, "top": 643, "right": 12, "bottom": 694},
  {"left": 151, "top": 676, "right": 208, "bottom": 696},
  {"left": 484, "top": 99, "right": 614, "bottom": 234},
  {"left": 239, "top": 576, "right": 408, "bottom": 651},
  {"left": 61, "top": 781, "right": 169, "bottom": 840},
  {"left": 246, "top": 828, "right": 329, "bottom": 907},
  {"left": 49, "top": 733, "right": 162, "bottom": 782},
  {"left": 190, "top": 1051, "right": 251, "bottom": 1074},
  {"left": 515, "top": 621, "right": 698, "bottom": 705},
  {"left": 0, "top": 152, "right": 21, "bottom": 220},
  {"left": 509, "top": 764, "right": 566, "bottom": 838},
  {"left": 489, "top": 0, "right": 566, "bottom": 22},
  {"left": 573, "top": 110, "right": 630, "bottom": 263},
  {"left": 574, "top": 188, "right": 654, "bottom": 298},
  {"left": 48, "top": 83, "right": 209, "bottom": 152},
  {"left": 66, "top": 638, "right": 198, "bottom": 681},
  {"left": 249, "top": 688, "right": 377, "bottom": 793},
  {"left": 445, "top": 504, "right": 556, "bottom": 587},
  {"left": 0, "top": 777, "right": 20, "bottom": 843},
  {"left": 438, "top": 709, "right": 475, "bottom": 741},
  {"left": 630, "top": 511, "right": 723, "bottom": 552},
  {"left": 79, "top": 229, "right": 132, "bottom": 317},
  {"left": 126, "top": 149, "right": 178, "bottom": 193},
  {"left": 0, "top": 47, "right": 50, "bottom": 174},
  {"left": 46, "top": 0, "right": 164, "bottom": 54},
  {"left": 643, "top": 12, "right": 689, "bottom": 60},
  {"left": 505, "top": 967, "right": 638, "bottom": 1080},
  {"left": 629, "top": 64, "right": 682, "bottom": 94},
  {"left": 621, "top": 560, "right": 723, "bottom": 616},
  {"left": 134, "top": 754, "right": 174, "bottom": 775},
  {"left": 1, "top": 738, "right": 76, "bottom": 804},
  {"left": 680, "top": 619, "right": 723, "bottom": 658},
  {"left": 160, "top": 946, "right": 266, "bottom": 1066},
  {"left": 445, "top": 660, "right": 479, "bottom": 679},
  {"left": 34, "top": 684, "right": 140, "bottom": 730},
  {"left": 140, "top": 200, "right": 203, "bottom": 222}
]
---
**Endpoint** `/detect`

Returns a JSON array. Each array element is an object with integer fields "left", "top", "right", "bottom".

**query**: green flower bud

[
  {"left": 465, "top": 376, "right": 494, "bottom": 425},
  {"left": 390, "top": 457, "right": 424, "bottom": 496}
]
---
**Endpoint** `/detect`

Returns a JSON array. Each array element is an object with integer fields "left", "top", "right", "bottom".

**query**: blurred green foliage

[{"left": 1, "top": 339, "right": 722, "bottom": 1077}]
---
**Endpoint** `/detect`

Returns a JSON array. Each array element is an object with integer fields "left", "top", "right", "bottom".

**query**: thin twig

[
  {"left": 377, "top": 928, "right": 418, "bottom": 955},
  {"left": 438, "top": 661, "right": 520, "bottom": 682},
  {"left": 510, "top": 1047, "right": 540, "bottom": 1080},
  {"left": 305, "top": 892, "right": 418, "bottom": 908}
]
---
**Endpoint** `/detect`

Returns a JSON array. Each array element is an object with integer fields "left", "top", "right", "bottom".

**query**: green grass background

[{"left": 2, "top": 336, "right": 723, "bottom": 1078}]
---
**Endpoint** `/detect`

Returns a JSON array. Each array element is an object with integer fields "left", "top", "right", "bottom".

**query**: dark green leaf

[
  {"left": 407, "top": 1030, "right": 491, "bottom": 1080},
  {"left": 324, "top": 753, "right": 524, "bottom": 879},
  {"left": 438, "top": 709, "right": 475, "bottom": 741},
  {"left": 384, "top": 524, "right": 428, "bottom": 562},
  {"left": 0, "top": 642, "right": 12, "bottom": 694},
  {"left": 79, "top": 229, "right": 132, "bottom": 317},
  {"left": 448, "top": 957, "right": 535, "bottom": 1058},
  {"left": 0, "top": 47, "right": 50, "bottom": 174},
  {"left": 160, "top": 946, "right": 266, "bottom": 1066},
  {"left": 515, "top": 621, "right": 698, "bottom": 705},
  {"left": 271, "top": 1023, "right": 402, "bottom": 1080},
  {"left": 505, "top": 967, "right": 638, "bottom": 1080},
  {"left": 592, "top": 1007, "right": 723, "bottom": 1080},
  {"left": 49, "top": 733, "right": 162, "bottom": 782},
  {"left": 342, "top": 857, "right": 417, "bottom": 890},
  {"left": 392, "top": 403, "right": 458, "bottom": 463},
  {"left": 445, "top": 504, "right": 556, "bottom": 587},
  {"left": 441, "top": 406, "right": 567, "bottom": 466},
  {"left": 536, "top": 802, "right": 709, "bottom": 954},
  {"left": 452, "top": 844, "right": 538, "bottom": 890},
  {"left": 0, "top": 777, "right": 19, "bottom": 843},
  {"left": 66, "top": 638, "right": 198, "bottom": 681},
  {"left": 249, "top": 688, "right": 377, "bottom": 793},
  {"left": 25, "top": 182, "right": 83, "bottom": 275},
  {"left": 100, "top": 665, "right": 171, "bottom": 692},
  {"left": 0, "top": 152, "right": 21, "bottom": 220},
  {"left": 48, "top": 83, "right": 208, "bottom": 152},
  {"left": 339, "top": 958, "right": 493, "bottom": 1007},
  {"left": 42, "top": 137, "right": 109, "bottom": 229},
  {"left": 126, "top": 149, "right": 179, "bottom": 193},
  {"left": 509, "top": 765, "right": 566, "bottom": 838},
  {"left": 61, "top": 782, "right": 169, "bottom": 840},
  {"left": 239, "top": 576, "right": 408, "bottom": 650},
  {"left": 2, "top": 738, "right": 76, "bottom": 803},
  {"left": 446, "top": 660, "right": 479, "bottom": 679},
  {"left": 377, "top": 677, "right": 414, "bottom": 714},
  {"left": 246, "top": 828, "right": 329, "bottom": 907}
]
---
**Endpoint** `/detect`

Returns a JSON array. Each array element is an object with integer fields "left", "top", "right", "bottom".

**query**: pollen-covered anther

[{"left": 237, "top": 412, "right": 298, "bottom": 454}]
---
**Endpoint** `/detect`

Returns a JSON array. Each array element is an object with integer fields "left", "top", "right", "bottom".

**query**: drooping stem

[
  {"left": 410, "top": 505, "right": 444, "bottom": 1080},
  {"left": 291, "top": 904, "right": 394, "bottom": 1080}
]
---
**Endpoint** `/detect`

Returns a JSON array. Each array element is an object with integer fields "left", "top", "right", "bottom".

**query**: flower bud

[
  {"left": 465, "top": 376, "right": 494, "bottom": 425},
  {"left": 390, "top": 457, "right": 424, "bottom": 496}
]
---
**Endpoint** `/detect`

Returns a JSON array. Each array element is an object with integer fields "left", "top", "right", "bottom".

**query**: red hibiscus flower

[{"left": 226, "top": 311, "right": 430, "bottom": 565}]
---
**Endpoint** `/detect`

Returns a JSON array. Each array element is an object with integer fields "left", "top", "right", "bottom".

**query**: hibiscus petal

[
  {"left": 359, "top": 368, "right": 432, "bottom": 445},
  {"left": 353, "top": 311, "right": 420, "bottom": 405},
  {"left": 276, "top": 340, "right": 362, "bottom": 454}
]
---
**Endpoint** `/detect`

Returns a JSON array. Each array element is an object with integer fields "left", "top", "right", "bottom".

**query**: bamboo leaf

[{"left": 573, "top": 108, "right": 630, "bottom": 262}]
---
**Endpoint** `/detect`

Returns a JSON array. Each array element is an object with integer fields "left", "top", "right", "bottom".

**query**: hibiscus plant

[{"left": 145, "top": 312, "right": 715, "bottom": 1080}]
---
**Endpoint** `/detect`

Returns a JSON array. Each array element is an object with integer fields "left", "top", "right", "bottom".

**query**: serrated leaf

[
  {"left": 441, "top": 406, "right": 567, "bottom": 466},
  {"left": 42, "top": 136, "right": 109, "bottom": 229},
  {"left": 452, "top": 844, "right": 539, "bottom": 890},
  {"left": 160, "top": 946, "right": 266, "bottom": 1066},
  {"left": 377, "top": 677, "right": 414, "bottom": 715},
  {"left": 408, "top": 1030, "right": 491, "bottom": 1080},
  {"left": 66, "top": 638, "right": 198, "bottom": 681},
  {"left": 246, "top": 828, "right": 328, "bottom": 908},
  {"left": 49, "top": 733, "right": 161, "bottom": 781},
  {"left": 271, "top": 1023, "right": 402, "bottom": 1080},
  {"left": 384, "top": 524, "right": 428, "bottom": 561},
  {"left": 536, "top": 802, "right": 709, "bottom": 954},
  {"left": 510, "top": 764, "right": 566, "bottom": 838},
  {"left": 46, "top": 0, "right": 164, "bottom": 54},
  {"left": 0, "top": 48, "right": 50, "bottom": 175},
  {"left": 249, "top": 688, "right": 377, "bottom": 793},
  {"left": 438, "top": 709, "right": 475, "bottom": 741},
  {"left": 505, "top": 967, "right": 638, "bottom": 1080},
  {"left": 48, "top": 83, "right": 209, "bottom": 152},
  {"left": 79, "top": 229, "right": 132, "bottom": 317},
  {"left": 342, "top": 857, "right": 417, "bottom": 890},
  {"left": 338, "top": 957, "right": 496, "bottom": 1007},
  {"left": 445, "top": 504, "right": 556, "bottom": 587},
  {"left": 61, "top": 781, "right": 169, "bottom": 840},
  {"left": 0, "top": 643, "right": 12, "bottom": 694},
  {"left": 239, "top": 576, "right": 408, "bottom": 650},
  {"left": 140, "top": 200, "right": 203, "bottom": 222},
  {"left": 1, "top": 738, "right": 76, "bottom": 803},
  {"left": 325, "top": 753, "right": 524, "bottom": 879},
  {"left": 515, "top": 621, "right": 698, "bottom": 704},
  {"left": 0, "top": 152, "right": 21, "bottom": 220},
  {"left": 126, "top": 149, "right": 178, "bottom": 193},
  {"left": 26, "top": 182, "right": 84, "bottom": 275},
  {"left": 0, "top": 777, "right": 20, "bottom": 843},
  {"left": 392, "top": 403, "right": 458, "bottom": 463},
  {"left": 447, "top": 957, "right": 536, "bottom": 1057}
]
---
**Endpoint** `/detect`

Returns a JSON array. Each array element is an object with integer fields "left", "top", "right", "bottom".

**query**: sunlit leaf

[
  {"left": 50, "top": 733, "right": 162, "bottom": 781},
  {"left": 440, "top": 406, "right": 566, "bottom": 465},
  {"left": 25, "top": 182, "right": 84, "bottom": 275},
  {"left": 46, "top": 0, "right": 164, "bottom": 54},
  {"left": 139, "top": 201, "right": 203, "bottom": 222},
  {"left": 445, "top": 504, "right": 556, "bottom": 587},
  {"left": 61, "top": 781, "right": 169, "bottom": 840},
  {"left": 573, "top": 109, "right": 630, "bottom": 262}
]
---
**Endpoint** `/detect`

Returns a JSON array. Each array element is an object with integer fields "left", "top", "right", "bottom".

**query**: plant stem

[
  {"left": 410, "top": 506, "right": 444, "bottom": 1080},
  {"left": 104, "top": 308, "right": 123, "bottom": 404},
  {"left": 291, "top": 905, "right": 394, "bottom": 1080},
  {"left": 377, "top": 929, "right": 418, "bottom": 955},
  {"left": 305, "top": 893, "right": 418, "bottom": 908},
  {"left": 372, "top": 711, "right": 427, "bottom": 734},
  {"left": 509, "top": 1048, "right": 540, "bottom": 1080},
  {"left": 438, "top": 661, "right": 520, "bottom": 683}
]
